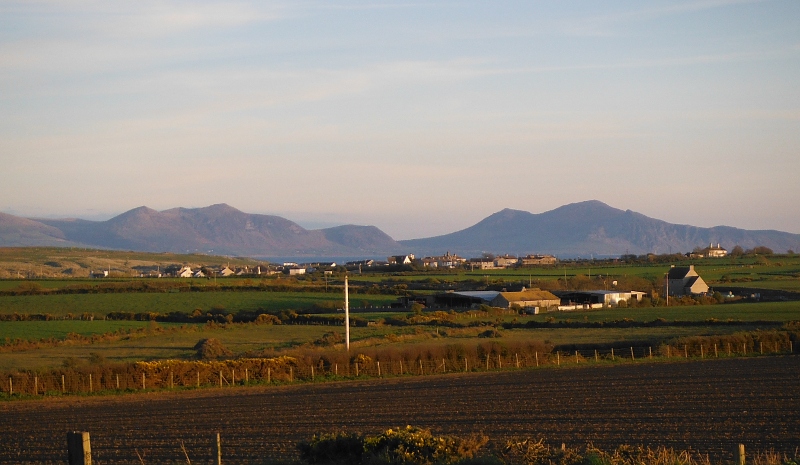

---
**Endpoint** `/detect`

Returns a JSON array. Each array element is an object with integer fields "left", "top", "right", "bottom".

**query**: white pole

[{"left": 345, "top": 274, "right": 350, "bottom": 351}]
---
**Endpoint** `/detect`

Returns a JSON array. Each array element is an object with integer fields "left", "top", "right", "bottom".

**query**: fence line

[{"left": 1, "top": 342, "right": 795, "bottom": 398}]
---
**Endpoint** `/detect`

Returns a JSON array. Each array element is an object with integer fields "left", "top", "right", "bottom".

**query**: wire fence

[{"left": 1, "top": 340, "right": 794, "bottom": 398}]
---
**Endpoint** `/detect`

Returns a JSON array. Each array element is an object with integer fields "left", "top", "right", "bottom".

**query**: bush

[
  {"left": 194, "top": 338, "right": 233, "bottom": 360},
  {"left": 298, "top": 426, "right": 488, "bottom": 465}
]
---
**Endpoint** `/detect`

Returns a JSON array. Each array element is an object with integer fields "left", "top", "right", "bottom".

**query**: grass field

[
  {"left": 0, "top": 291, "right": 398, "bottom": 317},
  {"left": 0, "top": 320, "right": 173, "bottom": 341}
]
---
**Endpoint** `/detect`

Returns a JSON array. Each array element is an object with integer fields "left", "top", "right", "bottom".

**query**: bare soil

[{"left": 1, "top": 356, "right": 798, "bottom": 464}]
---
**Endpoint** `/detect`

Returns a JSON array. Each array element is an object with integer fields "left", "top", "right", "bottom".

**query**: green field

[
  {"left": 0, "top": 291, "right": 398, "bottom": 317},
  {"left": 0, "top": 320, "right": 173, "bottom": 341}
]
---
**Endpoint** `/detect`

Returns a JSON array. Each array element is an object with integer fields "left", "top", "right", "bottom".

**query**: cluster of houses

[{"left": 385, "top": 252, "right": 558, "bottom": 270}]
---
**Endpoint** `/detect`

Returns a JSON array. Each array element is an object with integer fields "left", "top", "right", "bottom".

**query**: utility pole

[{"left": 344, "top": 274, "right": 350, "bottom": 351}]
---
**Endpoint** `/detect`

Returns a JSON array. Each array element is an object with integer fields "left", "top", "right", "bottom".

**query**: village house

[
  {"left": 688, "top": 243, "right": 728, "bottom": 258},
  {"left": 387, "top": 254, "right": 415, "bottom": 265},
  {"left": 494, "top": 255, "right": 518, "bottom": 268},
  {"left": 421, "top": 252, "right": 467, "bottom": 269},
  {"left": 519, "top": 254, "right": 558, "bottom": 266},
  {"left": 468, "top": 257, "right": 496, "bottom": 270}
]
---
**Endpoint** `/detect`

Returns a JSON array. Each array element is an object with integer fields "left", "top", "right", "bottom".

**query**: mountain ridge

[{"left": 2, "top": 201, "right": 798, "bottom": 258}]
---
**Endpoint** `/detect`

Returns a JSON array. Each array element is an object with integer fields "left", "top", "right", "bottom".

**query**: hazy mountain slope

[
  {"left": 400, "top": 200, "right": 800, "bottom": 257},
  {"left": 321, "top": 225, "right": 405, "bottom": 254},
  {"left": 31, "top": 204, "right": 404, "bottom": 257},
  {"left": 0, "top": 213, "right": 84, "bottom": 247},
  {"left": 4, "top": 201, "right": 799, "bottom": 258}
]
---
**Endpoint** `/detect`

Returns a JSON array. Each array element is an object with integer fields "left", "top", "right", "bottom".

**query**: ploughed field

[{"left": 2, "top": 357, "right": 798, "bottom": 464}]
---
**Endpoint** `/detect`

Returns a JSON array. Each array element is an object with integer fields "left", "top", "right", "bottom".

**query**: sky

[{"left": 1, "top": 0, "right": 799, "bottom": 240}]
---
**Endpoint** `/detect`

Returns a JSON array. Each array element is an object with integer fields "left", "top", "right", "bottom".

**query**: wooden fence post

[
  {"left": 267, "top": 368, "right": 271, "bottom": 384},
  {"left": 575, "top": 351, "right": 579, "bottom": 364},
  {"left": 595, "top": 350, "right": 598, "bottom": 362},
  {"left": 197, "top": 371, "right": 200, "bottom": 388},
  {"left": 498, "top": 354, "right": 502, "bottom": 369},
  {"left": 611, "top": 348, "right": 615, "bottom": 361},
  {"left": 170, "top": 372, "right": 173, "bottom": 389},
  {"left": 760, "top": 342, "right": 763, "bottom": 354},
  {"left": 116, "top": 374, "right": 119, "bottom": 390},
  {"left": 557, "top": 351, "right": 560, "bottom": 366},
  {"left": 630, "top": 347, "right": 635, "bottom": 360},
  {"left": 535, "top": 352, "right": 539, "bottom": 367},
  {"left": 89, "top": 374, "right": 92, "bottom": 393},
  {"left": 419, "top": 359, "right": 423, "bottom": 375},
  {"left": 515, "top": 353, "right": 520, "bottom": 368},
  {"left": 649, "top": 347, "right": 652, "bottom": 359},
  {"left": 700, "top": 345, "right": 704, "bottom": 359},
  {"left": 714, "top": 344, "right": 718, "bottom": 358},
  {"left": 376, "top": 362, "right": 380, "bottom": 377},
  {"left": 62, "top": 375, "right": 65, "bottom": 393},
  {"left": 34, "top": 377, "right": 38, "bottom": 396},
  {"left": 8, "top": 377, "right": 11, "bottom": 396},
  {"left": 142, "top": 373, "right": 146, "bottom": 390},
  {"left": 245, "top": 368, "right": 248, "bottom": 384},
  {"left": 216, "top": 432, "right": 222, "bottom": 465},
  {"left": 684, "top": 345, "right": 688, "bottom": 358},
  {"left": 312, "top": 366, "right": 315, "bottom": 380},
  {"left": 464, "top": 358, "right": 468, "bottom": 372},
  {"left": 737, "top": 443, "right": 745, "bottom": 465},
  {"left": 290, "top": 367, "right": 293, "bottom": 382},
  {"left": 67, "top": 431, "right": 92, "bottom": 465}
]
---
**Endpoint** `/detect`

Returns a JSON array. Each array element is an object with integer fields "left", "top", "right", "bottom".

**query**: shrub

[
  {"left": 298, "top": 426, "right": 488, "bottom": 465},
  {"left": 194, "top": 338, "right": 233, "bottom": 360}
]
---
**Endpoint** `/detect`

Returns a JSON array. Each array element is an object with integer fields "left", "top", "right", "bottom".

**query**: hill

[
  {"left": 399, "top": 200, "right": 800, "bottom": 257},
  {"left": 11, "top": 204, "right": 405, "bottom": 258},
  {"left": 2, "top": 201, "right": 798, "bottom": 259}
]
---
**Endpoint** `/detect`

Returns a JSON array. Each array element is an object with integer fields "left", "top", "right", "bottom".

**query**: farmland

[{"left": 0, "top": 356, "right": 797, "bottom": 464}]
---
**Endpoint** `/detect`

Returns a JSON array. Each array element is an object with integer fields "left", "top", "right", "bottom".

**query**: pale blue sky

[{"left": 1, "top": 0, "right": 798, "bottom": 239}]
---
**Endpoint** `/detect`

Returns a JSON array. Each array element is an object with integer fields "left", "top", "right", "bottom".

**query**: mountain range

[{"left": 1, "top": 201, "right": 798, "bottom": 259}]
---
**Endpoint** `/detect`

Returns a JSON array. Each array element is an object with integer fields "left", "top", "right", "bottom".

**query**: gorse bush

[{"left": 298, "top": 426, "right": 489, "bottom": 465}]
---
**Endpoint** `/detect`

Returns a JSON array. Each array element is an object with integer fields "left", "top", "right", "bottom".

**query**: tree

[{"left": 731, "top": 245, "right": 744, "bottom": 257}]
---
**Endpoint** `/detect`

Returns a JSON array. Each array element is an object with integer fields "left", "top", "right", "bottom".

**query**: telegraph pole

[{"left": 344, "top": 274, "right": 350, "bottom": 351}]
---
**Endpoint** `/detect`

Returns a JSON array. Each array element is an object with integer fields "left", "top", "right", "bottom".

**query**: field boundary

[{"left": 1, "top": 340, "right": 795, "bottom": 399}]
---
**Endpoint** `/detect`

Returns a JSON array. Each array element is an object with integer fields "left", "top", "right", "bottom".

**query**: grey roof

[{"left": 451, "top": 291, "right": 501, "bottom": 302}]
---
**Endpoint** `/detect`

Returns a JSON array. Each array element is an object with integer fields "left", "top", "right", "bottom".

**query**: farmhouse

[
  {"left": 519, "top": 254, "right": 558, "bottom": 266},
  {"left": 667, "top": 265, "right": 709, "bottom": 297}
]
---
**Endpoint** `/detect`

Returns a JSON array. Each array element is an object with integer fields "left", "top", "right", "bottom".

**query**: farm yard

[{"left": 0, "top": 356, "right": 798, "bottom": 464}]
